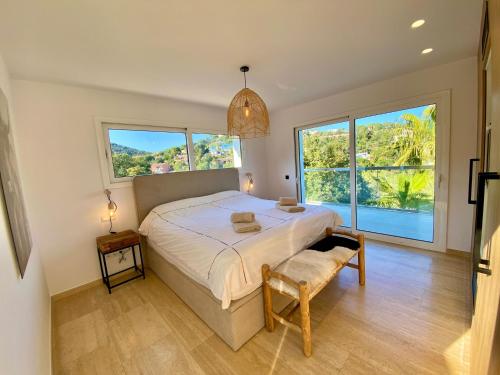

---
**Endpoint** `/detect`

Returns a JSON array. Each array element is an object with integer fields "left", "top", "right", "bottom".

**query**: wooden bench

[{"left": 261, "top": 227, "right": 365, "bottom": 357}]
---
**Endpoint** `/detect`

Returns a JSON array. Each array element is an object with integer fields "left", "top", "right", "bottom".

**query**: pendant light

[{"left": 227, "top": 66, "right": 270, "bottom": 138}]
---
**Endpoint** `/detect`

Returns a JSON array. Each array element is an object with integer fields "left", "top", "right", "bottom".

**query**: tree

[
  {"left": 112, "top": 153, "right": 134, "bottom": 177},
  {"left": 194, "top": 135, "right": 236, "bottom": 170},
  {"left": 369, "top": 171, "right": 434, "bottom": 211},
  {"left": 126, "top": 165, "right": 147, "bottom": 176},
  {"left": 394, "top": 105, "right": 435, "bottom": 166}
]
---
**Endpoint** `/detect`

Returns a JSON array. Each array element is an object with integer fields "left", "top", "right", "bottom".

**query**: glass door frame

[
  {"left": 295, "top": 116, "right": 351, "bottom": 225},
  {"left": 294, "top": 91, "right": 450, "bottom": 252}
]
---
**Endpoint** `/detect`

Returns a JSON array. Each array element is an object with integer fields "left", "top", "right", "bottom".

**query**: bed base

[{"left": 146, "top": 244, "right": 292, "bottom": 351}]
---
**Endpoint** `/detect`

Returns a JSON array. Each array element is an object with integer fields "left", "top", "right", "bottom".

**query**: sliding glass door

[
  {"left": 295, "top": 94, "right": 449, "bottom": 250},
  {"left": 297, "top": 119, "right": 352, "bottom": 227},
  {"left": 355, "top": 105, "right": 435, "bottom": 242}
]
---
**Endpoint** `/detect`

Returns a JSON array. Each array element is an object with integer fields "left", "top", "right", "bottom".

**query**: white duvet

[{"left": 139, "top": 190, "right": 342, "bottom": 309}]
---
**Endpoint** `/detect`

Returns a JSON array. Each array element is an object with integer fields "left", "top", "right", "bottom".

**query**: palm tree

[
  {"left": 370, "top": 171, "right": 433, "bottom": 211},
  {"left": 394, "top": 105, "right": 436, "bottom": 166}
]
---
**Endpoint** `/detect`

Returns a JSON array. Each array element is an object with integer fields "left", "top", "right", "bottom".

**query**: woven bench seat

[
  {"left": 268, "top": 247, "right": 357, "bottom": 299},
  {"left": 262, "top": 228, "right": 365, "bottom": 357}
]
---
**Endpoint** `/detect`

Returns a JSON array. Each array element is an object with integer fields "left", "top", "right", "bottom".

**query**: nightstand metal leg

[
  {"left": 138, "top": 243, "right": 146, "bottom": 279},
  {"left": 102, "top": 253, "right": 112, "bottom": 294},
  {"left": 97, "top": 247, "right": 105, "bottom": 284},
  {"left": 131, "top": 245, "right": 138, "bottom": 272}
]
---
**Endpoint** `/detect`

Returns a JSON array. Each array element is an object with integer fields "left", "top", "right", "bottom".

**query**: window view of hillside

[
  {"left": 301, "top": 122, "right": 351, "bottom": 204},
  {"left": 108, "top": 129, "right": 241, "bottom": 179},
  {"left": 109, "top": 129, "right": 189, "bottom": 178},
  {"left": 355, "top": 105, "right": 436, "bottom": 212},
  {"left": 302, "top": 104, "right": 436, "bottom": 212},
  {"left": 193, "top": 133, "right": 241, "bottom": 170}
]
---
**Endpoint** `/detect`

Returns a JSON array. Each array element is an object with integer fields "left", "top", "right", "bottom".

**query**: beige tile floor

[{"left": 52, "top": 241, "right": 471, "bottom": 374}]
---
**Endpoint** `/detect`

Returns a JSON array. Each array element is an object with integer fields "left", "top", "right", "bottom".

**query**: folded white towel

[
  {"left": 279, "top": 197, "right": 298, "bottom": 206},
  {"left": 230, "top": 212, "right": 255, "bottom": 223},
  {"left": 232, "top": 221, "right": 261, "bottom": 233},
  {"left": 275, "top": 203, "right": 305, "bottom": 213}
]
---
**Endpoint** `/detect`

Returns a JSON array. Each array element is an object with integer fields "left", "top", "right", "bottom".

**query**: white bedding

[{"left": 139, "top": 190, "right": 342, "bottom": 309}]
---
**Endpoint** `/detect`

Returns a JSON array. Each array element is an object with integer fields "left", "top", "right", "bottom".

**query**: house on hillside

[{"left": 150, "top": 163, "right": 171, "bottom": 174}]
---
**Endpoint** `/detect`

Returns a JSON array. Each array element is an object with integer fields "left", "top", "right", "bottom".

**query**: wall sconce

[
  {"left": 245, "top": 172, "right": 254, "bottom": 194},
  {"left": 104, "top": 189, "right": 117, "bottom": 234}
]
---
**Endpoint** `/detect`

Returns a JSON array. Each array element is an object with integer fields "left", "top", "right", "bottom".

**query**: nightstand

[{"left": 96, "top": 229, "right": 145, "bottom": 293}]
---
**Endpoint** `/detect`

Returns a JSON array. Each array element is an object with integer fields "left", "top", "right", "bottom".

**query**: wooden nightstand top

[{"left": 96, "top": 230, "right": 140, "bottom": 254}]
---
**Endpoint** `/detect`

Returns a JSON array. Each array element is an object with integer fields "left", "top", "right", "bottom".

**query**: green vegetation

[
  {"left": 110, "top": 135, "right": 238, "bottom": 178},
  {"left": 368, "top": 171, "right": 434, "bottom": 211},
  {"left": 110, "top": 143, "right": 147, "bottom": 156},
  {"left": 193, "top": 135, "right": 239, "bottom": 170},
  {"left": 303, "top": 105, "right": 435, "bottom": 212}
]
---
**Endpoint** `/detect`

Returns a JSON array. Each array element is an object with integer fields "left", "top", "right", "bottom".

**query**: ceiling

[{"left": 0, "top": 0, "right": 482, "bottom": 110}]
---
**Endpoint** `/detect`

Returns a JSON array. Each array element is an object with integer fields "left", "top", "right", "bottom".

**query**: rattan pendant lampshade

[{"left": 227, "top": 66, "right": 270, "bottom": 139}]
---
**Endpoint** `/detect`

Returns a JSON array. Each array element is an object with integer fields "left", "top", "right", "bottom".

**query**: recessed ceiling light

[
  {"left": 411, "top": 19, "right": 426, "bottom": 29},
  {"left": 421, "top": 48, "right": 433, "bottom": 55}
]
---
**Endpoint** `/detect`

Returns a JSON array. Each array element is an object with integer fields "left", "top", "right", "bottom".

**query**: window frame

[
  {"left": 95, "top": 118, "right": 242, "bottom": 189},
  {"left": 293, "top": 91, "right": 450, "bottom": 252}
]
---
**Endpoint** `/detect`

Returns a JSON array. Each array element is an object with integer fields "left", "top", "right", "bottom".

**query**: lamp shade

[{"left": 227, "top": 66, "right": 270, "bottom": 139}]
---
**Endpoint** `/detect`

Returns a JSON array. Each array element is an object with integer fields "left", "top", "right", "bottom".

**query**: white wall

[
  {"left": 0, "top": 57, "right": 51, "bottom": 374},
  {"left": 266, "top": 57, "right": 478, "bottom": 252},
  {"left": 11, "top": 80, "right": 268, "bottom": 295}
]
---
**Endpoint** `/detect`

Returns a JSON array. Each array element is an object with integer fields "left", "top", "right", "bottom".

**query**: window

[
  {"left": 96, "top": 121, "right": 242, "bottom": 187},
  {"left": 108, "top": 128, "right": 189, "bottom": 179},
  {"left": 192, "top": 133, "right": 242, "bottom": 170},
  {"left": 354, "top": 104, "right": 436, "bottom": 242},
  {"left": 295, "top": 91, "right": 450, "bottom": 252},
  {"left": 297, "top": 119, "right": 352, "bottom": 226}
]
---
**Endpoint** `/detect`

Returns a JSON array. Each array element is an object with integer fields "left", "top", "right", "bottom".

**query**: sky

[
  {"left": 305, "top": 104, "right": 433, "bottom": 132},
  {"left": 109, "top": 129, "right": 188, "bottom": 152},
  {"left": 109, "top": 130, "right": 238, "bottom": 153},
  {"left": 192, "top": 133, "right": 213, "bottom": 142}
]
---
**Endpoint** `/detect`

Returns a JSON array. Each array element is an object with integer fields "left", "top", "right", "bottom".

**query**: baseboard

[
  {"left": 446, "top": 248, "right": 472, "bottom": 258},
  {"left": 49, "top": 298, "right": 52, "bottom": 375},
  {"left": 51, "top": 268, "right": 149, "bottom": 302},
  {"left": 51, "top": 279, "right": 102, "bottom": 302}
]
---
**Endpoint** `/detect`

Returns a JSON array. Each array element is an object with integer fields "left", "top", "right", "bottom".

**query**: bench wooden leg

[
  {"left": 262, "top": 264, "right": 275, "bottom": 332},
  {"left": 327, "top": 226, "right": 366, "bottom": 286},
  {"left": 299, "top": 281, "right": 312, "bottom": 357},
  {"left": 358, "top": 234, "right": 366, "bottom": 286}
]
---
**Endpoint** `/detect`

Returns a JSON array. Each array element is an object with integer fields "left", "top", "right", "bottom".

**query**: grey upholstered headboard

[{"left": 133, "top": 168, "right": 240, "bottom": 224}]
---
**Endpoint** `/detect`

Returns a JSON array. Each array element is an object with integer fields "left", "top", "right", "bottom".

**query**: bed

[{"left": 133, "top": 168, "right": 342, "bottom": 350}]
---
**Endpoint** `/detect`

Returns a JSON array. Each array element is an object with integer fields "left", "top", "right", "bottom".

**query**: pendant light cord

[{"left": 244, "top": 71, "right": 247, "bottom": 88}]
